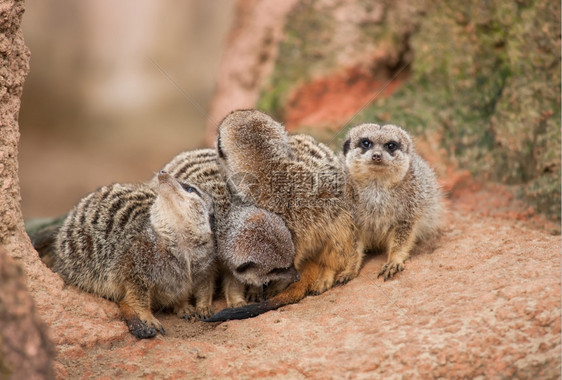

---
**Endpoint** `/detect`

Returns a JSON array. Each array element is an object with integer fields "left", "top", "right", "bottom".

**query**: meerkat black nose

[{"left": 372, "top": 153, "right": 382, "bottom": 162}]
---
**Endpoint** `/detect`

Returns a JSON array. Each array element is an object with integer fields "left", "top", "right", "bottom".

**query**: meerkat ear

[{"left": 342, "top": 138, "right": 351, "bottom": 155}]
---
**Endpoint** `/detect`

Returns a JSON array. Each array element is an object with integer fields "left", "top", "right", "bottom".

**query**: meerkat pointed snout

[
  {"left": 153, "top": 171, "right": 214, "bottom": 235},
  {"left": 204, "top": 109, "right": 364, "bottom": 322},
  {"left": 153, "top": 148, "right": 300, "bottom": 309},
  {"left": 343, "top": 123, "right": 443, "bottom": 280}
]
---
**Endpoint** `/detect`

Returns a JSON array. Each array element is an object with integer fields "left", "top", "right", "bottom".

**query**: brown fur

[
  {"left": 216, "top": 110, "right": 364, "bottom": 311},
  {"left": 343, "top": 123, "right": 443, "bottom": 280},
  {"left": 154, "top": 149, "right": 299, "bottom": 305},
  {"left": 54, "top": 172, "right": 216, "bottom": 338}
]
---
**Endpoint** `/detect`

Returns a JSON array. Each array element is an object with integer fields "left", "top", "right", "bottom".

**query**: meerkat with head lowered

[
  {"left": 205, "top": 109, "right": 363, "bottom": 321},
  {"left": 154, "top": 149, "right": 300, "bottom": 306},
  {"left": 343, "top": 123, "right": 443, "bottom": 280},
  {"left": 54, "top": 172, "right": 216, "bottom": 339}
]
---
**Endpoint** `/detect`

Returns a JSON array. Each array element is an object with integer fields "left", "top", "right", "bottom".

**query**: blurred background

[
  {"left": 19, "top": 0, "right": 234, "bottom": 217},
  {"left": 19, "top": 0, "right": 560, "bottom": 223}
]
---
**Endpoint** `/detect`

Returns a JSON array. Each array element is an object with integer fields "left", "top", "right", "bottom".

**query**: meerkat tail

[
  {"left": 26, "top": 215, "right": 66, "bottom": 252},
  {"left": 203, "top": 261, "right": 321, "bottom": 322},
  {"left": 26, "top": 215, "right": 67, "bottom": 267}
]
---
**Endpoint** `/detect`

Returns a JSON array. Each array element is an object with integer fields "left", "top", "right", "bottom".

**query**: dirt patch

[{"left": 284, "top": 66, "right": 406, "bottom": 131}]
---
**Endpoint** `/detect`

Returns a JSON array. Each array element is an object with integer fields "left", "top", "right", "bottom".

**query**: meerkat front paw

[
  {"left": 310, "top": 268, "right": 336, "bottom": 295},
  {"left": 228, "top": 300, "right": 247, "bottom": 308},
  {"left": 126, "top": 317, "right": 158, "bottom": 339},
  {"left": 195, "top": 306, "right": 213, "bottom": 320},
  {"left": 176, "top": 304, "right": 197, "bottom": 321},
  {"left": 334, "top": 267, "right": 359, "bottom": 285},
  {"left": 140, "top": 312, "right": 165, "bottom": 336},
  {"left": 245, "top": 285, "right": 264, "bottom": 303},
  {"left": 378, "top": 261, "right": 405, "bottom": 281},
  {"left": 126, "top": 313, "right": 165, "bottom": 339}
]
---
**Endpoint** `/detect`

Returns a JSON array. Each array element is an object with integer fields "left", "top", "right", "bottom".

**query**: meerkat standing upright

[
  {"left": 54, "top": 172, "right": 216, "bottom": 338},
  {"left": 342, "top": 123, "right": 443, "bottom": 280},
  {"left": 206, "top": 109, "right": 363, "bottom": 320}
]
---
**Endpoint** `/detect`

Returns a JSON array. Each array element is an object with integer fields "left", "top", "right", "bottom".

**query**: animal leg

[
  {"left": 222, "top": 271, "right": 247, "bottom": 308},
  {"left": 378, "top": 222, "right": 416, "bottom": 281},
  {"left": 119, "top": 286, "right": 164, "bottom": 339}
]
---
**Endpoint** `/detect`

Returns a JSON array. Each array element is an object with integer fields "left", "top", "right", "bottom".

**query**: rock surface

[
  {"left": 254, "top": 0, "right": 561, "bottom": 220},
  {"left": 16, "top": 186, "right": 562, "bottom": 379},
  {"left": 205, "top": 0, "right": 300, "bottom": 145},
  {"left": 0, "top": 248, "right": 54, "bottom": 380},
  {"left": 0, "top": 1, "right": 55, "bottom": 379}
]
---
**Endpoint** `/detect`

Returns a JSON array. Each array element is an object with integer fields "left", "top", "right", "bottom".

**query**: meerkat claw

[
  {"left": 245, "top": 286, "right": 264, "bottom": 303},
  {"left": 126, "top": 318, "right": 158, "bottom": 339},
  {"left": 378, "top": 262, "right": 405, "bottom": 281},
  {"left": 195, "top": 307, "right": 213, "bottom": 320}
]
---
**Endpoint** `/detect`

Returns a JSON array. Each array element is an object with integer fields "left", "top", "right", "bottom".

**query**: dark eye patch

[
  {"left": 384, "top": 141, "right": 400, "bottom": 152},
  {"left": 360, "top": 138, "right": 372, "bottom": 150},
  {"left": 236, "top": 262, "right": 257, "bottom": 273},
  {"left": 268, "top": 267, "right": 290, "bottom": 275}
]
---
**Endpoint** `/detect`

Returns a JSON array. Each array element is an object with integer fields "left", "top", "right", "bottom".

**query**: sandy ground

[{"left": 16, "top": 177, "right": 560, "bottom": 379}]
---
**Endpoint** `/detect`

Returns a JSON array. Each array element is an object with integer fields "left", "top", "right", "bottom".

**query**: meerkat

[
  {"left": 205, "top": 109, "right": 363, "bottom": 321},
  {"left": 53, "top": 171, "right": 216, "bottom": 339},
  {"left": 342, "top": 123, "right": 443, "bottom": 280},
  {"left": 225, "top": 202, "right": 299, "bottom": 300},
  {"left": 154, "top": 149, "right": 300, "bottom": 306}
]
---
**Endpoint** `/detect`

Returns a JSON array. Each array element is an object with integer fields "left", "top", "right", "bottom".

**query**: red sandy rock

[
  {"left": 205, "top": 0, "right": 300, "bottom": 144},
  {"left": 18, "top": 193, "right": 561, "bottom": 378},
  {"left": 284, "top": 66, "right": 406, "bottom": 131}
]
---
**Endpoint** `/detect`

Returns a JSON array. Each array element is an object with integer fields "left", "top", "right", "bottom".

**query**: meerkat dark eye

[
  {"left": 360, "top": 138, "right": 372, "bottom": 149},
  {"left": 385, "top": 141, "right": 400, "bottom": 152},
  {"left": 181, "top": 183, "right": 199, "bottom": 195},
  {"left": 236, "top": 262, "right": 257, "bottom": 273}
]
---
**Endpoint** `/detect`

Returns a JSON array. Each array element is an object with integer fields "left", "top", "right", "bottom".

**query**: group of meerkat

[
  {"left": 30, "top": 109, "right": 442, "bottom": 337},
  {"left": 205, "top": 110, "right": 442, "bottom": 321}
]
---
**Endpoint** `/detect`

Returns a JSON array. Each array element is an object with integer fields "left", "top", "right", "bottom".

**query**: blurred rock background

[
  {"left": 253, "top": 0, "right": 561, "bottom": 221},
  {"left": 19, "top": 0, "right": 560, "bottom": 223},
  {"left": 19, "top": 0, "right": 234, "bottom": 217}
]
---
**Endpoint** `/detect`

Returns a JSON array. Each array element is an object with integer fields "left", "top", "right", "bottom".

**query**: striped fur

[
  {"left": 154, "top": 149, "right": 299, "bottom": 306},
  {"left": 54, "top": 174, "right": 216, "bottom": 338}
]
